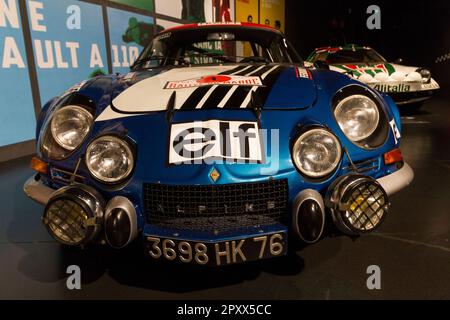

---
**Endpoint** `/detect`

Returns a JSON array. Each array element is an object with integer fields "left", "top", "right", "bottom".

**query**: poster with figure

[
  {"left": 236, "top": 0, "right": 258, "bottom": 24},
  {"left": 107, "top": 7, "right": 154, "bottom": 74},
  {"left": 212, "top": 0, "right": 233, "bottom": 22},
  {"left": 235, "top": 0, "right": 258, "bottom": 56},
  {"left": 27, "top": 0, "right": 108, "bottom": 105},
  {"left": 110, "top": 0, "right": 154, "bottom": 12},
  {"left": 260, "top": 0, "right": 284, "bottom": 32},
  {"left": 0, "top": 0, "right": 36, "bottom": 146}
]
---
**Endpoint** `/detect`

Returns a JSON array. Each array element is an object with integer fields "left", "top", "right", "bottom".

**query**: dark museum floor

[{"left": 1, "top": 96, "right": 450, "bottom": 300}]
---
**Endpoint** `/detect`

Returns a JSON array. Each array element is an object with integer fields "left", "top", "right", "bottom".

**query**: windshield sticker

[{"left": 156, "top": 32, "right": 171, "bottom": 41}]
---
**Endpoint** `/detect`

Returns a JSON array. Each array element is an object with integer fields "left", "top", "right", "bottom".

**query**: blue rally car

[{"left": 24, "top": 22, "right": 414, "bottom": 266}]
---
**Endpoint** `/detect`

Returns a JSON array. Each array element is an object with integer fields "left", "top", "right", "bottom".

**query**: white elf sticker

[{"left": 169, "top": 120, "right": 263, "bottom": 164}]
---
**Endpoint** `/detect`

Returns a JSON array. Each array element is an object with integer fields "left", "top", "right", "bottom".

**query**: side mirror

[{"left": 393, "top": 58, "right": 403, "bottom": 65}]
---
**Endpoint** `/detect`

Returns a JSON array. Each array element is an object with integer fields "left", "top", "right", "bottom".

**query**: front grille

[
  {"left": 143, "top": 179, "right": 288, "bottom": 232},
  {"left": 342, "top": 157, "right": 380, "bottom": 175}
]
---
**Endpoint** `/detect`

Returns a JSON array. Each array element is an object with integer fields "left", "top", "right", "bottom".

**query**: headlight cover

[
  {"left": 334, "top": 95, "right": 379, "bottom": 142},
  {"left": 292, "top": 128, "right": 342, "bottom": 178},
  {"left": 51, "top": 105, "right": 93, "bottom": 151},
  {"left": 86, "top": 136, "right": 134, "bottom": 183},
  {"left": 416, "top": 68, "right": 431, "bottom": 83}
]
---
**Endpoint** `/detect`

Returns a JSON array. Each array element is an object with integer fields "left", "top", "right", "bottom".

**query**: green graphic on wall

[
  {"left": 89, "top": 69, "right": 107, "bottom": 78},
  {"left": 122, "top": 17, "right": 154, "bottom": 47},
  {"left": 110, "top": 0, "right": 154, "bottom": 12},
  {"left": 122, "top": 17, "right": 164, "bottom": 47}
]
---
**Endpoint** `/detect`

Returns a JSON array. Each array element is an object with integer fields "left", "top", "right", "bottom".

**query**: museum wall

[{"left": 0, "top": 0, "right": 285, "bottom": 162}]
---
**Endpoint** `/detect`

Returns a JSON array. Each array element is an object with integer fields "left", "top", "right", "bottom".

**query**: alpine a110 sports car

[
  {"left": 306, "top": 45, "right": 440, "bottom": 107},
  {"left": 24, "top": 23, "right": 414, "bottom": 266}
]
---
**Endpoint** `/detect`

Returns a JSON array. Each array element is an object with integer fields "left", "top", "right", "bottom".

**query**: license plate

[{"left": 145, "top": 232, "right": 287, "bottom": 266}]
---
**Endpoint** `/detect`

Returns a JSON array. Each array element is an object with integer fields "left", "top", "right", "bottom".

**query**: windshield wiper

[
  {"left": 166, "top": 91, "right": 177, "bottom": 124},
  {"left": 250, "top": 90, "right": 263, "bottom": 120}
]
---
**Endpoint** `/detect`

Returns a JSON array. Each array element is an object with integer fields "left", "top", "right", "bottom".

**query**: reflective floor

[{"left": 1, "top": 96, "right": 450, "bottom": 299}]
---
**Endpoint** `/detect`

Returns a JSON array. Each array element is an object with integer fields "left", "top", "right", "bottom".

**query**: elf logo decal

[
  {"left": 164, "top": 75, "right": 263, "bottom": 89},
  {"left": 169, "top": 120, "right": 263, "bottom": 164}
]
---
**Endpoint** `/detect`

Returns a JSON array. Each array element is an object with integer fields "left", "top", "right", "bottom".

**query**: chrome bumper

[
  {"left": 376, "top": 162, "right": 414, "bottom": 196},
  {"left": 396, "top": 96, "right": 431, "bottom": 105},
  {"left": 23, "top": 175, "right": 55, "bottom": 205},
  {"left": 23, "top": 163, "right": 414, "bottom": 207}
]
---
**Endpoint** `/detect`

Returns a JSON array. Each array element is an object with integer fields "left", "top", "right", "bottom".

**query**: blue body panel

[{"left": 35, "top": 64, "right": 402, "bottom": 242}]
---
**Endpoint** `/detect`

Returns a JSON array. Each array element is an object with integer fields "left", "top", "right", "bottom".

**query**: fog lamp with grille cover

[
  {"left": 325, "top": 174, "right": 390, "bottom": 235},
  {"left": 43, "top": 185, "right": 105, "bottom": 245}
]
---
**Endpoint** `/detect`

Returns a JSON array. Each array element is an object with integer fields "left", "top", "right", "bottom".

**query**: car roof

[{"left": 157, "top": 22, "right": 281, "bottom": 36}]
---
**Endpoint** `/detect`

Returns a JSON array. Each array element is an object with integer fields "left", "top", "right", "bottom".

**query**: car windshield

[
  {"left": 314, "top": 48, "right": 386, "bottom": 64},
  {"left": 132, "top": 26, "right": 302, "bottom": 70}
]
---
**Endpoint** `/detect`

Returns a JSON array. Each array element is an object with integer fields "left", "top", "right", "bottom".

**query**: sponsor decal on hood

[
  {"left": 164, "top": 74, "right": 263, "bottom": 89},
  {"left": 96, "top": 64, "right": 302, "bottom": 121},
  {"left": 333, "top": 63, "right": 396, "bottom": 77}
]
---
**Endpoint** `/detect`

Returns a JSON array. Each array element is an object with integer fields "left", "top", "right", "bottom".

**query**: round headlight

[
  {"left": 51, "top": 105, "right": 93, "bottom": 151},
  {"left": 86, "top": 136, "right": 134, "bottom": 183},
  {"left": 292, "top": 128, "right": 342, "bottom": 178},
  {"left": 334, "top": 95, "right": 379, "bottom": 142},
  {"left": 417, "top": 68, "right": 431, "bottom": 82}
]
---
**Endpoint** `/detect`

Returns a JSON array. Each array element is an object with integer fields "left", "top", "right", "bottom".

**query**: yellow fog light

[
  {"left": 43, "top": 185, "right": 105, "bottom": 245},
  {"left": 326, "top": 174, "right": 390, "bottom": 235}
]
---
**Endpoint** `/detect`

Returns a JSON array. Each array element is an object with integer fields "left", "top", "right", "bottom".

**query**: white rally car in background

[{"left": 307, "top": 45, "right": 440, "bottom": 108}]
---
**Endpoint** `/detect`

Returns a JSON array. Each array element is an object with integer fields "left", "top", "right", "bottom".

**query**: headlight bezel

[
  {"left": 334, "top": 94, "right": 380, "bottom": 142},
  {"left": 416, "top": 68, "right": 431, "bottom": 83},
  {"left": 85, "top": 134, "right": 136, "bottom": 185},
  {"left": 332, "top": 86, "right": 389, "bottom": 150},
  {"left": 50, "top": 105, "right": 94, "bottom": 151},
  {"left": 39, "top": 101, "right": 95, "bottom": 161},
  {"left": 291, "top": 126, "right": 343, "bottom": 180}
]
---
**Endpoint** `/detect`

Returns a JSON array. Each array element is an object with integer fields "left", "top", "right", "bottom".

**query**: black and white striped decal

[{"left": 179, "top": 65, "right": 284, "bottom": 110}]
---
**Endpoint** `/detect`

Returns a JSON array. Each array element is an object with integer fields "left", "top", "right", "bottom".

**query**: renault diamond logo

[{"left": 209, "top": 167, "right": 220, "bottom": 182}]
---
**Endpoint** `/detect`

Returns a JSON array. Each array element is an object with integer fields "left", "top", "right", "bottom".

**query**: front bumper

[
  {"left": 23, "top": 175, "right": 55, "bottom": 205},
  {"left": 23, "top": 163, "right": 414, "bottom": 263},
  {"left": 23, "top": 162, "right": 415, "bottom": 206},
  {"left": 377, "top": 162, "right": 414, "bottom": 196},
  {"left": 387, "top": 90, "right": 436, "bottom": 105}
]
